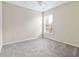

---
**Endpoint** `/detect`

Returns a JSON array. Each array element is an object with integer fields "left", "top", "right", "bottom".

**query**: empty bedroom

[{"left": 0, "top": 0, "right": 79, "bottom": 57}]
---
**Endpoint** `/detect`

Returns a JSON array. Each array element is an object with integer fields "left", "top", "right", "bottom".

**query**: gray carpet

[{"left": 0, "top": 38, "right": 79, "bottom": 57}]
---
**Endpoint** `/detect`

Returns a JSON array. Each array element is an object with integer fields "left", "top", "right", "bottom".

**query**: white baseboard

[
  {"left": 3, "top": 36, "right": 41, "bottom": 46},
  {"left": 3, "top": 34, "right": 79, "bottom": 48},
  {"left": 44, "top": 36, "right": 79, "bottom": 48}
]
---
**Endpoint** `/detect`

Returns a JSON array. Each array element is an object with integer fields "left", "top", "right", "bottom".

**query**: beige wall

[
  {"left": 44, "top": 2, "right": 79, "bottom": 47},
  {"left": 3, "top": 2, "right": 42, "bottom": 45},
  {"left": 0, "top": 1, "right": 2, "bottom": 52}
]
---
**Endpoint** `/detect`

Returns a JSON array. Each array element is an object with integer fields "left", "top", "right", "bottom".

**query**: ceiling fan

[{"left": 37, "top": 1, "right": 47, "bottom": 9}]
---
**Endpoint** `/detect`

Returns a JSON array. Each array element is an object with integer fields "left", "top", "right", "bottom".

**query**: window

[{"left": 44, "top": 14, "right": 53, "bottom": 33}]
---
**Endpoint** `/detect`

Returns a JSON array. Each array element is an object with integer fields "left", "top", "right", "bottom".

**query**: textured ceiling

[{"left": 6, "top": 1, "right": 69, "bottom": 12}]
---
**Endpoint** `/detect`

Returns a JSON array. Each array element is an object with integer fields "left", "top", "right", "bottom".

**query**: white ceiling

[{"left": 6, "top": 1, "right": 69, "bottom": 12}]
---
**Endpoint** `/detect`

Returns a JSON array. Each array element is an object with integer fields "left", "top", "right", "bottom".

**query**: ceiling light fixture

[{"left": 37, "top": 1, "right": 47, "bottom": 10}]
